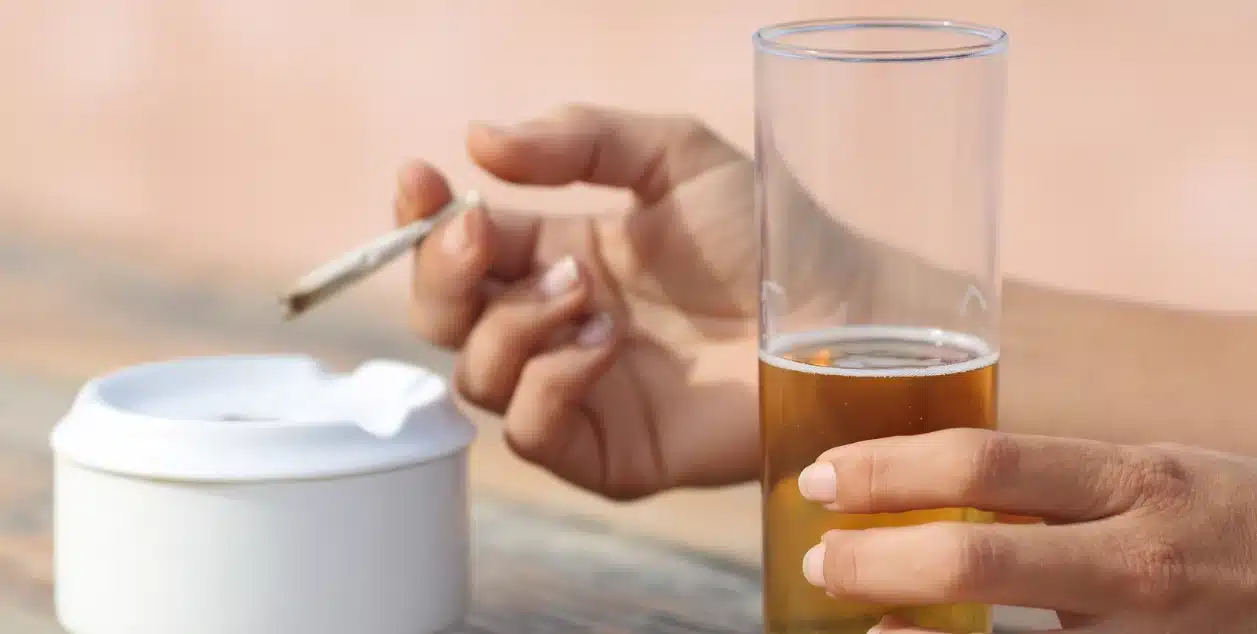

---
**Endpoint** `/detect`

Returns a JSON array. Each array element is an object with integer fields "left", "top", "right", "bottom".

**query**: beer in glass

[{"left": 754, "top": 18, "right": 1007, "bottom": 634}]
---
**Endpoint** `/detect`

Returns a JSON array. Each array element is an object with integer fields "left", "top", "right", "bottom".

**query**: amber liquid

[{"left": 760, "top": 326, "right": 998, "bottom": 634}]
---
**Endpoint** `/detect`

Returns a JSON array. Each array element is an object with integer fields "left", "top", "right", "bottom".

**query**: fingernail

[
  {"left": 539, "top": 255, "right": 579, "bottom": 297},
  {"left": 577, "top": 312, "right": 614, "bottom": 347},
  {"left": 802, "top": 542, "right": 826, "bottom": 587},
  {"left": 798, "top": 462, "right": 837, "bottom": 502},
  {"left": 442, "top": 209, "right": 472, "bottom": 254}
]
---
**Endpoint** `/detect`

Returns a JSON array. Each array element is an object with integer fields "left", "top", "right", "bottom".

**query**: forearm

[
  {"left": 1000, "top": 281, "right": 1257, "bottom": 454},
  {"left": 862, "top": 235, "right": 1257, "bottom": 454},
  {"left": 797, "top": 182, "right": 1257, "bottom": 454}
]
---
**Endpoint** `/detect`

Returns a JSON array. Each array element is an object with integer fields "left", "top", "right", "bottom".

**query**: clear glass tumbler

[{"left": 755, "top": 18, "right": 1007, "bottom": 634}]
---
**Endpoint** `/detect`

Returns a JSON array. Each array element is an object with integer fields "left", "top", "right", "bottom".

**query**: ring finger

[{"left": 455, "top": 254, "right": 591, "bottom": 412}]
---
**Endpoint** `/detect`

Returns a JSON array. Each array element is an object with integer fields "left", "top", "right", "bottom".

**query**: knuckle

[
  {"left": 501, "top": 420, "right": 545, "bottom": 465},
  {"left": 1118, "top": 535, "right": 1191, "bottom": 609},
  {"left": 1125, "top": 448, "right": 1194, "bottom": 510},
  {"left": 504, "top": 357, "right": 594, "bottom": 474},
  {"left": 519, "top": 357, "right": 577, "bottom": 410},
  {"left": 667, "top": 114, "right": 715, "bottom": 143},
  {"left": 456, "top": 339, "right": 520, "bottom": 414},
  {"left": 452, "top": 358, "right": 503, "bottom": 414},
  {"left": 942, "top": 428, "right": 1020, "bottom": 503},
  {"left": 832, "top": 447, "right": 885, "bottom": 512},
  {"left": 936, "top": 524, "right": 1006, "bottom": 598},
  {"left": 664, "top": 115, "right": 727, "bottom": 161},
  {"left": 408, "top": 306, "right": 465, "bottom": 349}
]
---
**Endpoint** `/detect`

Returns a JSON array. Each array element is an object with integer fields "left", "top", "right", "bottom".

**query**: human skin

[
  {"left": 396, "top": 103, "right": 1257, "bottom": 631},
  {"left": 394, "top": 104, "right": 1257, "bottom": 499}
]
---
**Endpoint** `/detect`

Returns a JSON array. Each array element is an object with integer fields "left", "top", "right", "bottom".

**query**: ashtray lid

[{"left": 49, "top": 355, "right": 475, "bottom": 482}]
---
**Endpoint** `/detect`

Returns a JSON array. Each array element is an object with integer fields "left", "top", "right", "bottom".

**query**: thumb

[{"left": 467, "top": 104, "right": 743, "bottom": 205}]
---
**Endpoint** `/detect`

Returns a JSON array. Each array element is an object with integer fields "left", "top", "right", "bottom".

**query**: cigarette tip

[
  {"left": 278, "top": 293, "right": 307, "bottom": 321},
  {"left": 464, "top": 189, "right": 484, "bottom": 209}
]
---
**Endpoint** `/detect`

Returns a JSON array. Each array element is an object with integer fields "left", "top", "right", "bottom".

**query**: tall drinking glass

[{"left": 755, "top": 18, "right": 1007, "bottom": 634}]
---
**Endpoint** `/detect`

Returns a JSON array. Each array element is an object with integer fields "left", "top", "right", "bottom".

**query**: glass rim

[{"left": 753, "top": 17, "right": 1008, "bottom": 63}]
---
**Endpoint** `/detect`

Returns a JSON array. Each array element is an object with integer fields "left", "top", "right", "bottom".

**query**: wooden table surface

[
  {"left": 0, "top": 445, "right": 766, "bottom": 633},
  {"left": 0, "top": 223, "right": 1057, "bottom": 633}
]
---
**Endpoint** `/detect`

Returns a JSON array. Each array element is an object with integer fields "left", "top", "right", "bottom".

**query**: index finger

[
  {"left": 801, "top": 428, "right": 1159, "bottom": 522},
  {"left": 466, "top": 104, "right": 743, "bottom": 205},
  {"left": 395, "top": 161, "right": 541, "bottom": 280}
]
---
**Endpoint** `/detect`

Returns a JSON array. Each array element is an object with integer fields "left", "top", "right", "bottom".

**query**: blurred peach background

[{"left": 2, "top": 0, "right": 1256, "bottom": 313}]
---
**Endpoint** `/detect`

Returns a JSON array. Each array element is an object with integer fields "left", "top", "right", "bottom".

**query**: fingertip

[
  {"left": 470, "top": 125, "right": 512, "bottom": 178},
  {"left": 802, "top": 542, "right": 826, "bottom": 587},
  {"left": 468, "top": 120, "right": 508, "bottom": 140},
  {"left": 530, "top": 317, "right": 619, "bottom": 385},
  {"left": 573, "top": 319, "right": 621, "bottom": 386},
  {"left": 798, "top": 461, "right": 838, "bottom": 503},
  {"left": 437, "top": 205, "right": 496, "bottom": 275},
  {"left": 396, "top": 159, "right": 428, "bottom": 189},
  {"left": 395, "top": 159, "right": 453, "bottom": 223},
  {"left": 467, "top": 119, "right": 552, "bottom": 185},
  {"left": 396, "top": 159, "right": 443, "bottom": 194},
  {"left": 575, "top": 312, "right": 616, "bottom": 348},
  {"left": 466, "top": 121, "right": 513, "bottom": 168},
  {"left": 410, "top": 208, "right": 495, "bottom": 348},
  {"left": 536, "top": 255, "right": 583, "bottom": 299}
]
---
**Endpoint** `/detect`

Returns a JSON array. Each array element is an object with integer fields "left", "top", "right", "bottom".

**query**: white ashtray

[{"left": 49, "top": 355, "right": 475, "bottom": 634}]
